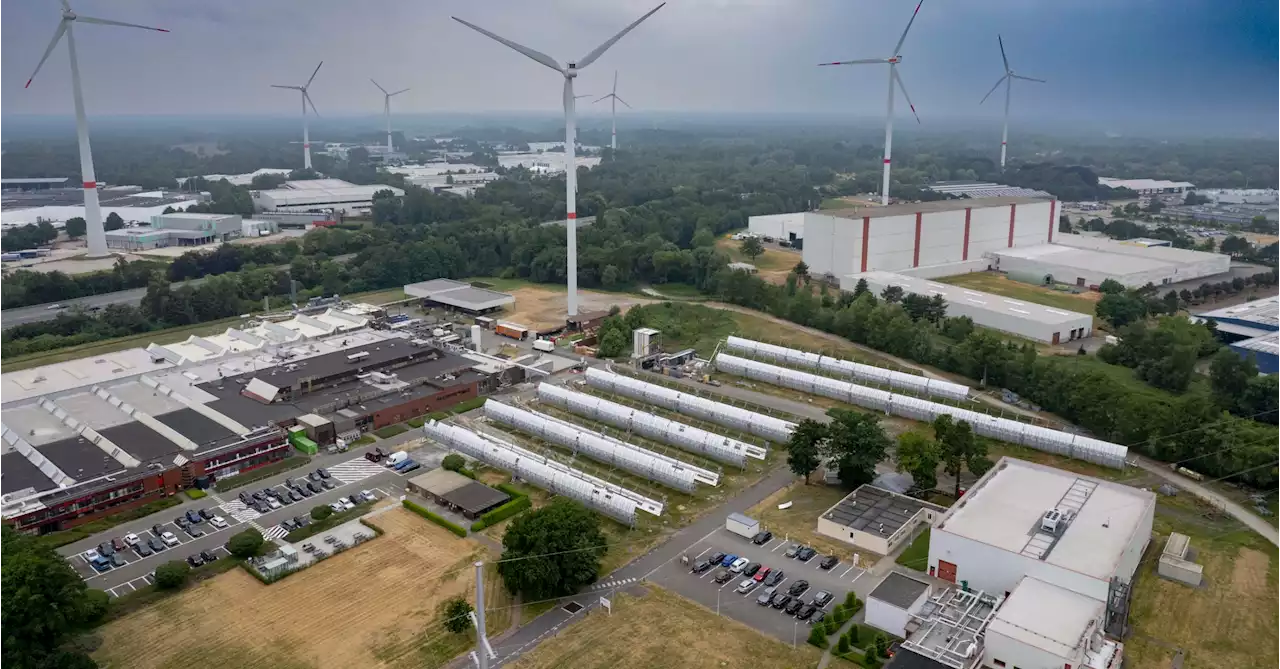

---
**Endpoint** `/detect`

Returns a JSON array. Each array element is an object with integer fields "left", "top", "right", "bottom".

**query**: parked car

[
  {"left": 340, "top": 498, "right": 355, "bottom": 511},
  {"left": 708, "top": 551, "right": 726, "bottom": 566},
  {"left": 788, "top": 580, "right": 810, "bottom": 597},
  {"left": 199, "top": 508, "right": 215, "bottom": 520},
  {"left": 284, "top": 477, "right": 296, "bottom": 488},
  {"left": 239, "top": 492, "right": 253, "bottom": 505},
  {"left": 135, "top": 542, "right": 153, "bottom": 557},
  {"left": 819, "top": 555, "right": 839, "bottom": 570},
  {"left": 210, "top": 516, "right": 228, "bottom": 529},
  {"left": 97, "top": 541, "right": 114, "bottom": 557},
  {"left": 289, "top": 489, "right": 304, "bottom": 502},
  {"left": 735, "top": 579, "right": 758, "bottom": 594},
  {"left": 329, "top": 502, "right": 346, "bottom": 514},
  {"left": 200, "top": 550, "right": 219, "bottom": 563},
  {"left": 161, "top": 531, "right": 180, "bottom": 547},
  {"left": 293, "top": 515, "right": 309, "bottom": 527},
  {"left": 281, "top": 518, "right": 298, "bottom": 532},
  {"left": 186, "top": 554, "right": 204, "bottom": 568},
  {"left": 811, "top": 590, "right": 833, "bottom": 608},
  {"left": 770, "top": 593, "right": 792, "bottom": 610},
  {"left": 796, "top": 604, "right": 817, "bottom": 621},
  {"left": 691, "top": 559, "right": 714, "bottom": 574},
  {"left": 764, "top": 570, "right": 784, "bottom": 587},
  {"left": 187, "top": 525, "right": 205, "bottom": 538},
  {"left": 317, "top": 468, "right": 330, "bottom": 479},
  {"left": 174, "top": 516, "right": 189, "bottom": 530},
  {"left": 753, "top": 566, "right": 771, "bottom": 582},
  {"left": 809, "top": 610, "right": 826, "bottom": 626},
  {"left": 110, "top": 553, "right": 127, "bottom": 568},
  {"left": 185, "top": 510, "right": 202, "bottom": 524},
  {"left": 321, "top": 478, "right": 337, "bottom": 490},
  {"left": 151, "top": 523, "right": 165, "bottom": 537},
  {"left": 111, "top": 537, "right": 126, "bottom": 552},
  {"left": 90, "top": 557, "right": 111, "bottom": 573},
  {"left": 797, "top": 547, "right": 817, "bottom": 562},
  {"left": 308, "top": 471, "right": 321, "bottom": 482},
  {"left": 401, "top": 461, "right": 422, "bottom": 474},
  {"left": 47, "top": 304, "right": 66, "bottom": 311},
  {"left": 751, "top": 530, "right": 773, "bottom": 545},
  {"left": 253, "top": 501, "right": 271, "bottom": 514},
  {"left": 148, "top": 537, "right": 165, "bottom": 552},
  {"left": 743, "top": 563, "right": 761, "bottom": 578},
  {"left": 756, "top": 586, "right": 777, "bottom": 606},
  {"left": 347, "top": 494, "right": 361, "bottom": 505},
  {"left": 784, "top": 598, "right": 805, "bottom": 615},
  {"left": 307, "top": 481, "right": 321, "bottom": 494},
  {"left": 124, "top": 533, "right": 141, "bottom": 547},
  {"left": 713, "top": 569, "right": 734, "bottom": 585},
  {"left": 268, "top": 497, "right": 282, "bottom": 510},
  {"left": 252, "top": 490, "right": 268, "bottom": 502},
  {"left": 729, "top": 557, "right": 749, "bottom": 573},
  {"left": 84, "top": 548, "right": 101, "bottom": 562},
  {"left": 276, "top": 494, "right": 292, "bottom": 506},
  {"left": 784, "top": 543, "right": 801, "bottom": 558},
  {"left": 360, "top": 490, "right": 376, "bottom": 502},
  {"left": 720, "top": 554, "right": 738, "bottom": 568}
]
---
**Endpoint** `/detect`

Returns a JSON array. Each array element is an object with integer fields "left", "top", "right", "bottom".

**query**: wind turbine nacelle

[{"left": 888, "top": 57, "right": 901, "bottom": 64}]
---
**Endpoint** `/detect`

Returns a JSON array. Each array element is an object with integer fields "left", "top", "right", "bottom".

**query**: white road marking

[
  {"left": 838, "top": 565, "right": 855, "bottom": 578},
  {"left": 694, "top": 546, "right": 712, "bottom": 559},
  {"left": 850, "top": 570, "right": 867, "bottom": 585},
  {"left": 327, "top": 458, "right": 388, "bottom": 485},
  {"left": 770, "top": 541, "right": 787, "bottom": 553},
  {"left": 263, "top": 525, "right": 289, "bottom": 540}
]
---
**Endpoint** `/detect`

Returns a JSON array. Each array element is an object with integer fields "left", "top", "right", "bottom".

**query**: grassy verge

[
  {"left": 283, "top": 501, "right": 375, "bottom": 543},
  {"left": 214, "top": 456, "right": 312, "bottom": 492},
  {"left": 746, "top": 481, "right": 873, "bottom": 564},
  {"left": 374, "top": 424, "right": 408, "bottom": 439},
  {"left": 344, "top": 287, "right": 408, "bottom": 304},
  {"left": 895, "top": 528, "right": 930, "bottom": 570},
  {"left": 2, "top": 314, "right": 251, "bottom": 372},
  {"left": 935, "top": 271, "right": 1100, "bottom": 323},
  {"left": 183, "top": 489, "right": 208, "bottom": 500},
  {"left": 100, "top": 556, "right": 242, "bottom": 624},
  {"left": 39, "top": 497, "right": 183, "bottom": 549},
  {"left": 351, "top": 434, "right": 376, "bottom": 446}
]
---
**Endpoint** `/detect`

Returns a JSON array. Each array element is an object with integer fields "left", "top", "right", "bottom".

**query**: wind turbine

[
  {"left": 453, "top": 3, "right": 665, "bottom": 318},
  {"left": 24, "top": 0, "right": 168, "bottom": 259},
  {"left": 980, "top": 36, "right": 1045, "bottom": 171},
  {"left": 371, "top": 80, "right": 409, "bottom": 154},
  {"left": 272, "top": 62, "right": 323, "bottom": 170},
  {"left": 594, "top": 71, "right": 631, "bottom": 153},
  {"left": 820, "top": 1, "right": 924, "bottom": 205}
]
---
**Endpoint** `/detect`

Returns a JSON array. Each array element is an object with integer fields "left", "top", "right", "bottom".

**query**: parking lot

[
  {"left": 67, "top": 510, "right": 248, "bottom": 581},
  {"left": 648, "top": 527, "right": 869, "bottom": 644}
]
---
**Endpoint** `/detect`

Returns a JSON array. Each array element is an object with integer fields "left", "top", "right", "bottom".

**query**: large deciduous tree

[
  {"left": 824, "top": 408, "right": 891, "bottom": 488},
  {"left": 786, "top": 419, "right": 827, "bottom": 484},
  {"left": 497, "top": 498, "right": 606, "bottom": 600},
  {"left": 64, "top": 217, "right": 87, "bottom": 239},
  {"left": 894, "top": 431, "right": 940, "bottom": 494},
  {"left": 933, "top": 415, "right": 988, "bottom": 498},
  {"left": 740, "top": 236, "right": 764, "bottom": 261},
  {"left": 2, "top": 526, "right": 102, "bottom": 669}
]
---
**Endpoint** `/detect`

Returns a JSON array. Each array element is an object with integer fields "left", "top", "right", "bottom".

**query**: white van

[
  {"left": 532, "top": 339, "right": 555, "bottom": 352},
  {"left": 384, "top": 450, "right": 408, "bottom": 467}
]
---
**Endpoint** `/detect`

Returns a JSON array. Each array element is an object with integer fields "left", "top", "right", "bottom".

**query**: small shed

[
  {"left": 407, "top": 468, "right": 511, "bottom": 519},
  {"left": 1157, "top": 532, "right": 1203, "bottom": 587},
  {"left": 865, "top": 572, "right": 932, "bottom": 638}
]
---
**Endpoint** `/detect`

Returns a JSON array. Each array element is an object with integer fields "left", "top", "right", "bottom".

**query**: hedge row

[
  {"left": 283, "top": 501, "right": 375, "bottom": 543},
  {"left": 403, "top": 500, "right": 467, "bottom": 537},
  {"left": 39, "top": 496, "right": 183, "bottom": 549},
  {"left": 471, "top": 483, "right": 532, "bottom": 530},
  {"left": 184, "top": 489, "right": 208, "bottom": 500}
]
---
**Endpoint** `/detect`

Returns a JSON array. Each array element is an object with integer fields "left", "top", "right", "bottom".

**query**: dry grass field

[
  {"left": 94, "top": 508, "right": 510, "bottom": 669},
  {"left": 508, "top": 586, "right": 822, "bottom": 669},
  {"left": 503, "top": 284, "right": 651, "bottom": 330},
  {"left": 715, "top": 236, "right": 801, "bottom": 285},
  {"left": 746, "top": 481, "right": 875, "bottom": 565},
  {"left": 936, "top": 271, "right": 1101, "bottom": 320}
]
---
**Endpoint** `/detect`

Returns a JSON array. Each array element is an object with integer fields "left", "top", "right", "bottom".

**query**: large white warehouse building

[
  {"left": 801, "top": 196, "right": 1058, "bottom": 279},
  {"left": 843, "top": 271, "right": 1093, "bottom": 344},
  {"left": 927, "top": 458, "right": 1154, "bottom": 604},
  {"left": 747, "top": 212, "right": 806, "bottom": 244},
  {"left": 991, "top": 235, "right": 1230, "bottom": 289},
  {"left": 252, "top": 178, "right": 404, "bottom": 215}
]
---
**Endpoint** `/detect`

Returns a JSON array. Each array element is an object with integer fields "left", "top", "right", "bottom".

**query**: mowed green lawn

[{"left": 936, "top": 272, "right": 1099, "bottom": 322}]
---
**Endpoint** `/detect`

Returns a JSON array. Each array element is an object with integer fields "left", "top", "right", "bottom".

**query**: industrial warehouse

[
  {"left": 989, "top": 235, "right": 1230, "bottom": 288},
  {"left": 251, "top": 178, "right": 405, "bottom": 215},
  {"left": 1195, "top": 296, "right": 1280, "bottom": 373}
]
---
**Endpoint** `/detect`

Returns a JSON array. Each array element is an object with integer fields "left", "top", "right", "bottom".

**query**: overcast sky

[{"left": 3, "top": 0, "right": 1276, "bottom": 131}]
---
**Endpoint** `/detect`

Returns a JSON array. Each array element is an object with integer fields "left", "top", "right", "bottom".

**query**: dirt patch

[
  {"left": 714, "top": 237, "right": 801, "bottom": 286},
  {"left": 746, "top": 482, "right": 877, "bottom": 566},
  {"left": 94, "top": 508, "right": 508, "bottom": 669},
  {"left": 501, "top": 285, "right": 652, "bottom": 330},
  {"left": 509, "top": 586, "right": 822, "bottom": 669}
]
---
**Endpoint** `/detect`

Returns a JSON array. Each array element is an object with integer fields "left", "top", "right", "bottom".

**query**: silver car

[{"left": 736, "top": 578, "right": 758, "bottom": 594}]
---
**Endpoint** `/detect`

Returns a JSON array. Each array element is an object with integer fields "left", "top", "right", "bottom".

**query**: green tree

[
  {"left": 934, "top": 416, "right": 987, "bottom": 498},
  {"left": 497, "top": 498, "right": 606, "bottom": 600},
  {"left": 691, "top": 227, "right": 716, "bottom": 248},
  {"left": 1209, "top": 349, "right": 1257, "bottom": 412},
  {"left": 808, "top": 625, "right": 828, "bottom": 646},
  {"left": 1, "top": 526, "right": 103, "bottom": 669},
  {"left": 442, "top": 453, "right": 466, "bottom": 472},
  {"left": 879, "top": 285, "right": 904, "bottom": 303},
  {"left": 895, "top": 431, "right": 940, "bottom": 493},
  {"left": 64, "top": 217, "right": 87, "bottom": 239},
  {"left": 104, "top": 212, "right": 125, "bottom": 231},
  {"left": 601, "top": 264, "right": 621, "bottom": 289},
  {"left": 596, "top": 326, "right": 628, "bottom": 358},
  {"left": 786, "top": 419, "right": 827, "bottom": 484},
  {"left": 1220, "top": 235, "right": 1253, "bottom": 258},
  {"left": 853, "top": 278, "right": 869, "bottom": 297},
  {"left": 740, "top": 236, "right": 764, "bottom": 261},
  {"left": 311, "top": 505, "right": 333, "bottom": 521},
  {"left": 227, "top": 529, "right": 265, "bottom": 558},
  {"left": 847, "top": 623, "right": 860, "bottom": 643},
  {"left": 792, "top": 260, "right": 810, "bottom": 283},
  {"left": 1096, "top": 292, "right": 1147, "bottom": 328},
  {"left": 442, "top": 597, "right": 474, "bottom": 634},
  {"left": 154, "top": 560, "right": 191, "bottom": 589},
  {"left": 836, "top": 634, "right": 850, "bottom": 654},
  {"left": 824, "top": 408, "right": 891, "bottom": 488},
  {"left": 1098, "top": 279, "right": 1126, "bottom": 295}
]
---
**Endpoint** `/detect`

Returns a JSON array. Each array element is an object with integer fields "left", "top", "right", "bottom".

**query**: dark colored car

[
  {"left": 317, "top": 468, "right": 330, "bottom": 479},
  {"left": 713, "top": 569, "right": 734, "bottom": 584},
  {"left": 135, "top": 542, "right": 153, "bottom": 557},
  {"left": 784, "top": 598, "right": 805, "bottom": 615},
  {"left": 321, "top": 478, "right": 337, "bottom": 490},
  {"left": 201, "top": 549, "right": 219, "bottom": 562},
  {"left": 348, "top": 494, "right": 361, "bottom": 505},
  {"left": 797, "top": 547, "right": 817, "bottom": 562},
  {"left": 110, "top": 553, "right": 128, "bottom": 568},
  {"left": 401, "top": 462, "right": 422, "bottom": 474},
  {"left": 289, "top": 489, "right": 304, "bottom": 502},
  {"left": 186, "top": 554, "right": 204, "bottom": 568},
  {"left": 819, "top": 555, "right": 839, "bottom": 570},
  {"left": 98, "top": 541, "right": 114, "bottom": 557},
  {"left": 811, "top": 590, "right": 833, "bottom": 608},
  {"left": 174, "top": 516, "right": 190, "bottom": 530},
  {"left": 186, "top": 510, "right": 202, "bottom": 524},
  {"left": 308, "top": 472, "right": 321, "bottom": 482},
  {"left": 239, "top": 492, "right": 253, "bottom": 505},
  {"left": 186, "top": 525, "right": 205, "bottom": 538},
  {"left": 743, "top": 563, "right": 761, "bottom": 578},
  {"left": 111, "top": 537, "right": 127, "bottom": 552},
  {"left": 151, "top": 523, "right": 165, "bottom": 537},
  {"left": 770, "top": 593, "right": 792, "bottom": 610},
  {"left": 810, "top": 611, "right": 826, "bottom": 626},
  {"left": 796, "top": 604, "right": 817, "bottom": 621},
  {"left": 148, "top": 537, "right": 165, "bottom": 552},
  {"left": 281, "top": 518, "right": 298, "bottom": 531},
  {"left": 756, "top": 588, "right": 775, "bottom": 606},
  {"left": 293, "top": 515, "right": 309, "bottom": 527},
  {"left": 708, "top": 551, "right": 726, "bottom": 566},
  {"left": 307, "top": 481, "right": 322, "bottom": 494},
  {"left": 252, "top": 490, "right": 268, "bottom": 502},
  {"left": 788, "top": 580, "right": 810, "bottom": 597},
  {"left": 199, "top": 507, "right": 215, "bottom": 520},
  {"left": 764, "top": 570, "right": 784, "bottom": 587},
  {"left": 751, "top": 530, "right": 773, "bottom": 545},
  {"left": 692, "top": 559, "right": 714, "bottom": 574},
  {"left": 297, "top": 485, "right": 313, "bottom": 497}
]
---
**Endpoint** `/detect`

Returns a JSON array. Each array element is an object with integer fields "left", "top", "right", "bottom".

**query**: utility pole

[{"left": 471, "top": 561, "right": 493, "bottom": 669}]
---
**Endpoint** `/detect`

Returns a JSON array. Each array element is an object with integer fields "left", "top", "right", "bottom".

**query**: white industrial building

[
  {"left": 984, "top": 576, "right": 1122, "bottom": 669},
  {"left": 104, "top": 212, "right": 244, "bottom": 251},
  {"left": 865, "top": 572, "right": 933, "bottom": 638},
  {"left": 843, "top": 271, "right": 1093, "bottom": 344},
  {"left": 747, "top": 212, "right": 806, "bottom": 243},
  {"left": 1097, "top": 177, "right": 1195, "bottom": 195},
  {"left": 816, "top": 484, "right": 945, "bottom": 556},
  {"left": 927, "top": 458, "right": 1154, "bottom": 604},
  {"left": 801, "top": 197, "right": 1058, "bottom": 280},
  {"left": 991, "top": 235, "right": 1230, "bottom": 289},
  {"left": 252, "top": 178, "right": 405, "bottom": 215},
  {"left": 926, "top": 181, "right": 1052, "bottom": 199}
]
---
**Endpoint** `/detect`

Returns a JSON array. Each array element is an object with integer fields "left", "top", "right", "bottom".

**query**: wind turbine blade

[
  {"left": 818, "top": 58, "right": 890, "bottom": 66},
  {"left": 998, "top": 35, "right": 1010, "bottom": 73},
  {"left": 615, "top": 96, "right": 633, "bottom": 109},
  {"left": 74, "top": 15, "right": 170, "bottom": 32},
  {"left": 575, "top": 2, "right": 665, "bottom": 69},
  {"left": 893, "top": 69, "right": 920, "bottom": 123},
  {"left": 25, "top": 21, "right": 67, "bottom": 88},
  {"left": 892, "top": 0, "right": 924, "bottom": 55},
  {"left": 452, "top": 17, "right": 564, "bottom": 73},
  {"left": 304, "top": 91, "right": 321, "bottom": 118},
  {"left": 593, "top": 94, "right": 611, "bottom": 103},
  {"left": 391, "top": 88, "right": 410, "bottom": 96},
  {"left": 59, "top": 0, "right": 70, "bottom": 11},
  {"left": 305, "top": 61, "right": 323, "bottom": 88},
  {"left": 371, "top": 79, "right": 388, "bottom": 95},
  {"left": 613, "top": 70, "right": 618, "bottom": 95},
  {"left": 271, "top": 84, "right": 302, "bottom": 90},
  {"left": 1012, "top": 74, "right": 1046, "bottom": 83},
  {"left": 979, "top": 74, "right": 1008, "bottom": 105}
]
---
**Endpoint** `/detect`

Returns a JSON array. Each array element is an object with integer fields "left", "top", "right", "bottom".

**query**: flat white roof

[
  {"left": 995, "top": 244, "right": 1172, "bottom": 275},
  {"left": 937, "top": 458, "right": 1155, "bottom": 580},
  {"left": 1198, "top": 295, "right": 1279, "bottom": 328},
  {"left": 850, "top": 271, "right": 1090, "bottom": 326},
  {"left": 1, "top": 349, "right": 175, "bottom": 406},
  {"left": 987, "top": 576, "right": 1103, "bottom": 658},
  {"left": 1098, "top": 177, "right": 1195, "bottom": 191}
]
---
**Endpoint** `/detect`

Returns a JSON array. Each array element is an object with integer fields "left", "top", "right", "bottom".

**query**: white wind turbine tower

[
  {"left": 453, "top": 3, "right": 665, "bottom": 318},
  {"left": 272, "top": 63, "right": 324, "bottom": 170},
  {"left": 980, "top": 36, "right": 1045, "bottom": 171},
  {"left": 595, "top": 71, "right": 632, "bottom": 153},
  {"left": 371, "top": 80, "right": 409, "bottom": 153},
  {"left": 24, "top": 0, "right": 168, "bottom": 259},
  {"left": 820, "top": 1, "right": 925, "bottom": 205}
]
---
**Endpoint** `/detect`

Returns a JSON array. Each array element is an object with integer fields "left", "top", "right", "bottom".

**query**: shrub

[
  {"left": 403, "top": 500, "right": 467, "bottom": 537},
  {"left": 807, "top": 625, "right": 828, "bottom": 647},
  {"left": 184, "top": 488, "right": 208, "bottom": 500},
  {"left": 851, "top": 598, "right": 864, "bottom": 614},
  {"left": 227, "top": 528, "right": 265, "bottom": 558},
  {"left": 82, "top": 589, "right": 110, "bottom": 625},
  {"left": 848, "top": 624, "right": 859, "bottom": 643},
  {"left": 311, "top": 505, "right": 333, "bottom": 521},
  {"left": 478, "top": 495, "right": 531, "bottom": 527},
  {"left": 154, "top": 561, "right": 191, "bottom": 589},
  {"left": 825, "top": 619, "right": 840, "bottom": 636},
  {"left": 374, "top": 424, "right": 408, "bottom": 439},
  {"left": 443, "top": 597, "right": 473, "bottom": 634},
  {"left": 407, "top": 417, "right": 426, "bottom": 428},
  {"left": 863, "top": 656, "right": 880, "bottom": 669},
  {"left": 836, "top": 634, "right": 850, "bottom": 654},
  {"left": 844, "top": 591, "right": 858, "bottom": 608},
  {"left": 873, "top": 634, "right": 889, "bottom": 658},
  {"left": 496, "top": 482, "right": 530, "bottom": 499},
  {"left": 442, "top": 453, "right": 466, "bottom": 472},
  {"left": 470, "top": 520, "right": 487, "bottom": 531}
]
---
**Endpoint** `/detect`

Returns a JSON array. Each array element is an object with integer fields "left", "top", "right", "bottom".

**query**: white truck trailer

[{"left": 726, "top": 512, "right": 760, "bottom": 539}]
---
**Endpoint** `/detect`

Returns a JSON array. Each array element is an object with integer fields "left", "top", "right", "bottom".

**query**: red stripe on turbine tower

[
  {"left": 860, "top": 216, "right": 871, "bottom": 272},
  {"left": 1007, "top": 203, "right": 1017, "bottom": 247},
  {"left": 883, "top": 159, "right": 891, "bottom": 164},
  {"left": 1048, "top": 199, "right": 1057, "bottom": 243},
  {"left": 567, "top": 212, "right": 577, "bottom": 219},
  {"left": 912, "top": 212, "right": 922, "bottom": 267},
  {"left": 83, "top": 181, "right": 97, "bottom": 189},
  {"left": 962, "top": 207, "right": 971, "bottom": 260}
]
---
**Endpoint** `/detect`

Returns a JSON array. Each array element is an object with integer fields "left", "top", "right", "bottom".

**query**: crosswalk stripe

[
  {"left": 263, "top": 525, "right": 289, "bottom": 540},
  {"left": 328, "top": 457, "right": 388, "bottom": 484}
]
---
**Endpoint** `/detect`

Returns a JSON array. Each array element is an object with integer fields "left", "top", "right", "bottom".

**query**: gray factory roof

[
  {"left": 404, "top": 278, "right": 514, "bottom": 311},
  {"left": 822, "top": 196, "right": 1051, "bottom": 221},
  {"left": 1198, "top": 296, "right": 1279, "bottom": 330},
  {"left": 820, "top": 484, "right": 944, "bottom": 537},
  {"left": 994, "top": 243, "right": 1173, "bottom": 275},
  {"left": 851, "top": 271, "right": 1091, "bottom": 326},
  {"left": 869, "top": 572, "right": 931, "bottom": 609},
  {"left": 1234, "top": 331, "right": 1279, "bottom": 356},
  {"left": 228, "top": 340, "right": 440, "bottom": 390},
  {"left": 2, "top": 177, "right": 70, "bottom": 185}
]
